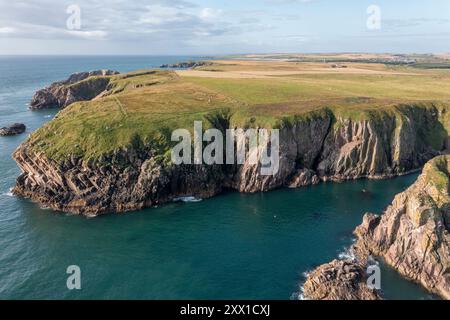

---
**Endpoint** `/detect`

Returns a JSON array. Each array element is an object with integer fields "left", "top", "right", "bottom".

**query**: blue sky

[{"left": 1, "top": 0, "right": 449, "bottom": 55}]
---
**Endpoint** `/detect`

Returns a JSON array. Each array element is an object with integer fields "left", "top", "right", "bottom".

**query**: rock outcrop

[
  {"left": 29, "top": 70, "right": 119, "bottom": 110},
  {"left": 354, "top": 155, "right": 450, "bottom": 299},
  {"left": 12, "top": 105, "right": 448, "bottom": 216},
  {"left": 13, "top": 146, "right": 224, "bottom": 216},
  {"left": 303, "top": 155, "right": 449, "bottom": 300},
  {"left": 160, "top": 61, "right": 212, "bottom": 69},
  {"left": 0, "top": 123, "right": 26, "bottom": 136},
  {"left": 302, "top": 259, "right": 381, "bottom": 300}
]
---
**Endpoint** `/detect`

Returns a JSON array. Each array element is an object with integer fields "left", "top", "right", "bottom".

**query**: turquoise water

[{"left": 0, "top": 56, "right": 436, "bottom": 299}]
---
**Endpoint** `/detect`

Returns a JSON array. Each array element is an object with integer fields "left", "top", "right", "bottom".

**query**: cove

[
  {"left": 0, "top": 56, "right": 438, "bottom": 300},
  {"left": 0, "top": 173, "right": 437, "bottom": 299}
]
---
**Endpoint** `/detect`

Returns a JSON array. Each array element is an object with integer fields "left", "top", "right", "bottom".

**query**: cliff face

[
  {"left": 303, "top": 155, "right": 449, "bottom": 300},
  {"left": 354, "top": 155, "right": 450, "bottom": 299},
  {"left": 13, "top": 105, "right": 448, "bottom": 216},
  {"left": 29, "top": 70, "right": 119, "bottom": 110},
  {"left": 231, "top": 105, "right": 446, "bottom": 192},
  {"left": 13, "top": 147, "right": 224, "bottom": 215}
]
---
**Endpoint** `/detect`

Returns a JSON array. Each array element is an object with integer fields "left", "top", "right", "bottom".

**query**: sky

[{"left": 0, "top": 0, "right": 449, "bottom": 55}]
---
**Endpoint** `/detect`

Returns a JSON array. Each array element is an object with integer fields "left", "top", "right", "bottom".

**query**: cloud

[
  {"left": 383, "top": 18, "right": 450, "bottom": 30},
  {"left": 0, "top": 27, "right": 15, "bottom": 34},
  {"left": 68, "top": 30, "right": 108, "bottom": 40},
  {"left": 0, "top": 0, "right": 257, "bottom": 45},
  {"left": 139, "top": 4, "right": 193, "bottom": 25},
  {"left": 266, "top": 0, "right": 315, "bottom": 3},
  {"left": 200, "top": 8, "right": 223, "bottom": 20}
]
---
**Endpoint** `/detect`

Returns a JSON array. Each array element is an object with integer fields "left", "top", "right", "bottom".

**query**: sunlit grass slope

[{"left": 27, "top": 60, "right": 450, "bottom": 161}]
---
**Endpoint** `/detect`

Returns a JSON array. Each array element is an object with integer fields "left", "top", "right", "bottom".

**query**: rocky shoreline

[
  {"left": 303, "top": 155, "right": 449, "bottom": 300},
  {"left": 159, "top": 61, "right": 212, "bottom": 69},
  {"left": 13, "top": 107, "right": 446, "bottom": 216},
  {"left": 29, "top": 70, "right": 119, "bottom": 110},
  {"left": 13, "top": 102, "right": 448, "bottom": 216},
  {"left": 9, "top": 69, "right": 450, "bottom": 300}
]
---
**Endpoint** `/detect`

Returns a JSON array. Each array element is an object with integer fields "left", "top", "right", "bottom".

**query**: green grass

[
  {"left": 26, "top": 66, "right": 450, "bottom": 162},
  {"left": 186, "top": 73, "right": 450, "bottom": 105},
  {"left": 425, "top": 155, "right": 450, "bottom": 196}
]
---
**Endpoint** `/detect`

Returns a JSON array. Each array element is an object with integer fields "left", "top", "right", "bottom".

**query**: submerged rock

[
  {"left": 30, "top": 69, "right": 119, "bottom": 110},
  {"left": 0, "top": 123, "right": 26, "bottom": 136}
]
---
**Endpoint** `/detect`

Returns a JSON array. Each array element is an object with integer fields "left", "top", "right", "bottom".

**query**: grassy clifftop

[
  {"left": 425, "top": 155, "right": 450, "bottom": 196},
  {"left": 26, "top": 60, "right": 450, "bottom": 162}
]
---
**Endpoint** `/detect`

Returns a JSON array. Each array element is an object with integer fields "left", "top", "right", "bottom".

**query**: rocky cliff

[
  {"left": 12, "top": 103, "right": 448, "bottom": 216},
  {"left": 354, "top": 155, "right": 450, "bottom": 299},
  {"left": 303, "top": 155, "right": 449, "bottom": 300},
  {"left": 29, "top": 70, "right": 119, "bottom": 110}
]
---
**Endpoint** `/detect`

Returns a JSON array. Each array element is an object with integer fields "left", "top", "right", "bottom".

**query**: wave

[
  {"left": 2, "top": 188, "right": 14, "bottom": 197},
  {"left": 296, "top": 286, "right": 308, "bottom": 301},
  {"left": 337, "top": 239, "right": 357, "bottom": 261},
  {"left": 294, "top": 270, "right": 312, "bottom": 300},
  {"left": 295, "top": 241, "right": 359, "bottom": 301},
  {"left": 173, "top": 196, "right": 202, "bottom": 203}
]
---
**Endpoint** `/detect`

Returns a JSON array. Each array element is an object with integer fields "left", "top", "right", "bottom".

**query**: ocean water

[{"left": 0, "top": 56, "right": 437, "bottom": 300}]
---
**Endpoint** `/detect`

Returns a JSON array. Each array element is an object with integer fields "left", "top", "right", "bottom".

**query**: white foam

[
  {"left": 173, "top": 196, "right": 202, "bottom": 203},
  {"left": 293, "top": 270, "right": 314, "bottom": 300},
  {"left": 338, "top": 245, "right": 356, "bottom": 261},
  {"left": 296, "top": 286, "right": 309, "bottom": 300},
  {"left": 2, "top": 188, "right": 14, "bottom": 197},
  {"left": 44, "top": 115, "right": 52, "bottom": 118}
]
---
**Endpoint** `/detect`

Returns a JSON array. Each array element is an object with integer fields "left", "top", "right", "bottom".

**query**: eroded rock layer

[
  {"left": 303, "top": 155, "right": 449, "bottom": 300},
  {"left": 354, "top": 155, "right": 450, "bottom": 299},
  {"left": 13, "top": 105, "right": 448, "bottom": 216}
]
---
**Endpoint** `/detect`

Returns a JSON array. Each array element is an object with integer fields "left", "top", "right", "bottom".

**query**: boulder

[
  {"left": 0, "top": 123, "right": 26, "bottom": 136},
  {"left": 303, "top": 259, "right": 381, "bottom": 300}
]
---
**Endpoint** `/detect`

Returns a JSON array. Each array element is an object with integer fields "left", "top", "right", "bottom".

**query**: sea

[{"left": 0, "top": 56, "right": 437, "bottom": 299}]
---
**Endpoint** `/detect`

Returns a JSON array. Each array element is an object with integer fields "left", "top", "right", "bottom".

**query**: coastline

[{"left": 1, "top": 55, "right": 448, "bottom": 300}]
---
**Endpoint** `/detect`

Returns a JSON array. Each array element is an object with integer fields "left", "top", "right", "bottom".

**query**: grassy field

[{"left": 27, "top": 59, "right": 450, "bottom": 161}]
